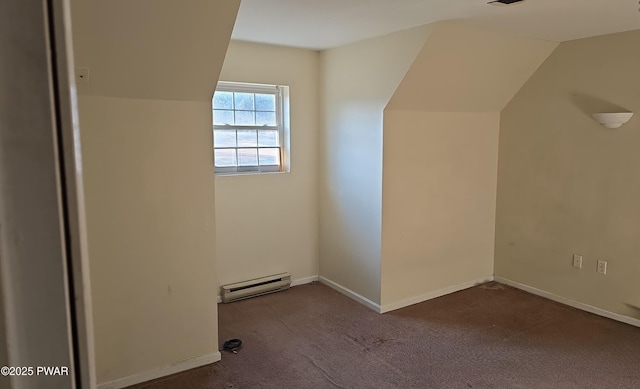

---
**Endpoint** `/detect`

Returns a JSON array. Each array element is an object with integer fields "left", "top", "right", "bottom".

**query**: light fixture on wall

[{"left": 591, "top": 112, "right": 634, "bottom": 129}]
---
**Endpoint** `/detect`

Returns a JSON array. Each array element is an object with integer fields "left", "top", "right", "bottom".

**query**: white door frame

[{"left": 0, "top": 0, "right": 96, "bottom": 387}]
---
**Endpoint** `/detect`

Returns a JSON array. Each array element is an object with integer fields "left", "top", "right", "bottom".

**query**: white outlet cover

[
  {"left": 597, "top": 260, "right": 607, "bottom": 275},
  {"left": 572, "top": 254, "right": 582, "bottom": 269}
]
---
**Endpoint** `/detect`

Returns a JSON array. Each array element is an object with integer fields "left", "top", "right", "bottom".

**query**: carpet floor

[{"left": 128, "top": 282, "right": 640, "bottom": 388}]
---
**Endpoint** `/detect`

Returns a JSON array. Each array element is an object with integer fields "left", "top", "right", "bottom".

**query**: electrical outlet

[
  {"left": 572, "top": 254, "right": 583, "bottom": 269},
  {"left": 597, "top": 260, "right": 607, "bottom": 275}
]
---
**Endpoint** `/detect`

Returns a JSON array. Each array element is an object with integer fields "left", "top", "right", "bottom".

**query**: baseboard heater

[{"left": 221, "top": 272, "right": 291, "bottom": 303}]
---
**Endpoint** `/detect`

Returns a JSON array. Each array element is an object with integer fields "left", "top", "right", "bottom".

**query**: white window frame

[{"left": 212, "top": 81, "right": 290, "bottom": 175}]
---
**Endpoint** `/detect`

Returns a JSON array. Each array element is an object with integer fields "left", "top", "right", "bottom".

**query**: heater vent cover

[{"left": 221, "top": 272, "right": 291, "bottom": 303}]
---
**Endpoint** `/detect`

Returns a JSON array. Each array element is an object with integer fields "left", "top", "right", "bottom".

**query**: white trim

[
  {"left": 379, "top": 275, "right": 495, "bottom": 313},
  {"left": 216, "top": 80, "right": 278, "bottom": 94},
  {"left": 494, "top": 276, "right": 640, "bottom": 328},
  {"left": 213, "top": 82, "right": 289, "bottom": 175},
  {"left": 318, "top": 276, "right": 381, "bottom": 313},
  {"left": 97, "top": 352, "right": 221, "bottom": 389},
  {"left": 291, "top": 275, "right": 319, "bottom": 287}
]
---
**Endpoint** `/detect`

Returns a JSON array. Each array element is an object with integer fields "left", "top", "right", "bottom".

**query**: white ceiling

[{"left": 231, "top": 0, "right": 640, "bottom": 50}]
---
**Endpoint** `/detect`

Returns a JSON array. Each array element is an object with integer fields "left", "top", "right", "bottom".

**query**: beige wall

[
  {"left": 79, "top": 97, "right": 220, "bottom": 381},
  {"left": 70, "top": 0, "right": 238, "bottom": 383},
  {"left": 215, "top": 41, "right": 320, "bottom": 286},
  {"left": 319, "top": 26, "right": 432, "bottom": 305},
  {"left": 495, "top": 29, "right": 640, "bottom": 319},
  {"left": 387, "top": 22, "right": 558, "bottom": 112},
  {"left": 380, "top": 23, "right": 556, "bottom": 309},
  {"left": 70, "top": 0, "right": 234, "bottom": 101},
  {"left": 381, "top": 112, "right": 499, "bottom": 307}
]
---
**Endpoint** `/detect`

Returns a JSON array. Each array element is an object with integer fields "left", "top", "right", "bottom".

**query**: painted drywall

[
  {"left": 79, "top": 97, "right": 222, "bottom": 382},
  {"left": 381, "top": 112, "right": 499, "bottom": 306},
  {"left": 319, "top": 26, "right": 433, "bottom": 304},
  {"left": 215, "top": 41, "right": 319, "bottom": 286},
  {"left": 379, "top": 22, "right": 557, "bottom": 308},
  {"left": 70, "top": 0, "right": 235, "bottom": 101},
  {"left": 70, "top": 0, "right": 239, "bottom": 383},
  {"left": 387, "top": 21, "right": 559, "bottom": 112},
  {"left": 495, "top": 29, "right": 640, "bottom": 319}
]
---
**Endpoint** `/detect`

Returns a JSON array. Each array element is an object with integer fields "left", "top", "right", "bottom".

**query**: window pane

[
  {"left": 213, "top": 109, "right": 234, "bottom": 125},
  {"left": 259, "top": 148, "right": 280, "bottom": 166},
  {"left": 234, "top": 93, "right": 254, "bottom": 111},
  {"left": 211, "top": 83, "right": 288, "bottom": 175},
  {"left": 238, "top": 148, "right": 258, "bottom": 166},
  {"left": 258, "top": 130, "right": 279, "bottom": 147},
  {"left": 256, "top": 111, "right": 276, "bottom": 126},
  {"left": 237, "top": 130, "right": 257, "bottom": 147},
  {"left": 213, "top": 130, "right": 236, "bottom": 147},
  {"left": 214, "top": 149, "right": 236, "bottom": 167},
  {"left": 255, "top": 93, "right": 275, "bottom": 111},
  {"left": 213, "top": 91, "right": 233, "bottom": 109},
  {"left": 235, "top": 110, "right": 255, "bottom": 125}
]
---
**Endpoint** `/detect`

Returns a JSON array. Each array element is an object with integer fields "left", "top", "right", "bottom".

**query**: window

[{"left": 212, "top": 81, "right": 289, "bottom": 174}]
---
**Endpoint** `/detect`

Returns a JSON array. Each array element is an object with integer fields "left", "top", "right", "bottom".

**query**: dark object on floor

[
  {"left": 222, "top": 339, "right": 242, "bottom": 354},
  {"left": 488, "top": 0, "right": 524, "bottom": 4},
  {"left": 128, "top": 282, "right": 640, "bottom": 389}
]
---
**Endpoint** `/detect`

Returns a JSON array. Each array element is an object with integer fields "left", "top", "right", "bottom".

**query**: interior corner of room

[{"left": 4, "top": 0, "right": 640, "bottom": 387}]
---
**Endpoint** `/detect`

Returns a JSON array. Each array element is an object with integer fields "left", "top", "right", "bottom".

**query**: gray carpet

[{"left": 128, "top": 282, "right": 640, "bottom": 388}]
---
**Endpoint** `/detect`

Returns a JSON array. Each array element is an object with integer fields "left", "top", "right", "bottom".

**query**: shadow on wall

[
  {"left": 627, "top": 303, "right": 640, "bottom": 317},
  {"left": 571, "top": 93, "right": 630, "bottom": 118}
]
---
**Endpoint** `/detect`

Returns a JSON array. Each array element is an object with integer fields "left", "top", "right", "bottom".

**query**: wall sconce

[{"left": 592, "top": 112, "right": 634, "bottom": 129}]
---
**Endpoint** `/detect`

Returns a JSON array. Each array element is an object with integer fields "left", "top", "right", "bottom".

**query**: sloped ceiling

[
  {"left": 233, "top": 0, "right": 640, "bottom": 50},
  {"left": 71, "top": 0, "right": 240, "bottom": 101},
  {"left": 386, "top": 21, "right": 559, "bottom": 112}
]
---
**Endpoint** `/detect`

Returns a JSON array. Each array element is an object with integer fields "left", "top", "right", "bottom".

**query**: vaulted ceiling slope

[
  {"left": 233, "top": 0, "right": 640, "bottom": 50},
  {"left": 386, "top": 21, "right": 558, "bottom": 112},
  {"left": 71, "top": 0, "right": 238, "bottom": 101}
]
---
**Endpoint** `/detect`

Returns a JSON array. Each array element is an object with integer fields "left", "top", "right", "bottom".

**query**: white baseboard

[
  {"left": 494, "top": 276, "right": 640, "bottom": 328},
  {"left": 319, "top": 276, "right": 381, "bottom": 313},
  {"left": 97, "top": 351, "right": 221, "bottom": 389},
  {"left": 379, "top": 275, "right": 495, "bottom": 313},
  {"left": 291, "top": 275, "right": 319, "bottom": 287}
]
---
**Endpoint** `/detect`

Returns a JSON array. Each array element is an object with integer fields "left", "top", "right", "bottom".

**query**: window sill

[{"left": 214, "top": 170, "right": 290, "bottom": 178}]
